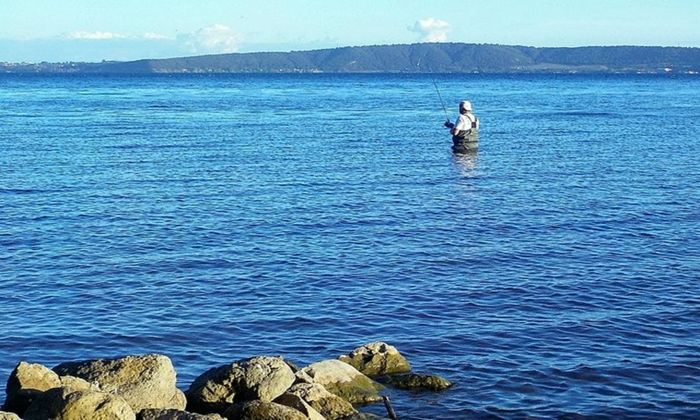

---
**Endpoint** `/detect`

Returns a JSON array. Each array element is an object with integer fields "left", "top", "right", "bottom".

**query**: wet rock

[
  {"left": 277, "top": 382, "right": 355, "bottom": 420},
  {"left": 0, "top": 412, "right": 21, "bottom": 420},
  {"left": 381, "top": 373, "right": 452, "bottom": 391},
  {"left": 223, "top": 400, "right": 306, "bottom": 420},
  {"left": 298, "top": 360, "right": 383, "bottom": 404},
  {"left": 186, "top": 356, "right": 295, "bottom": 414},
  {"left": 23, "top": 387, "right": 135, "bottom": 420},
  {"left": 2, "top": 361, "right": 61, "bottom": 416},
  {"left": 137, "top": 408, "right": 224, "bottom": 420},
  {"left": 53, "top": 354, "right": 186, "bottom": 412},
  {"left": 338, "top": 342, "right": 411, "bottom": 376}
]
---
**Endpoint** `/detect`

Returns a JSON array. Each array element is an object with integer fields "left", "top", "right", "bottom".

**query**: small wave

[
  {"left": 0, "top": 188, "right": 67, "bottom": 195},
  {"left": 105, "top": 144, "right": 146, "bottom": 149},
  {"left": 542, "top": 111, "right": 617, "bottom": 117}
]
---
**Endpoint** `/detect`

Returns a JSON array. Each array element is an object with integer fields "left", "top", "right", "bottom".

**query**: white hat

[{"left": 459, "top": 100, "right": 472, "bottom": 111}]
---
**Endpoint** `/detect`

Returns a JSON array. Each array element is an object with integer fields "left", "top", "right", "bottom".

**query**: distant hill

[{"left": 3, "top": 43, "right": 700, "bottom": 74}]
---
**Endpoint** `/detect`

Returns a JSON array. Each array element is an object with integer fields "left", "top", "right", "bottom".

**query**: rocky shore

[{"left": 1, "top": 342, "right": 451, "bottom": 420}]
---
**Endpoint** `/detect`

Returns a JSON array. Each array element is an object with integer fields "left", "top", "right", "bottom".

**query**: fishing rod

[
  {"left": 432, "top": 78, "right": 450, "bottom": 123},
  {"left": 417, "top": 57, "right": 450, "bottom": 123}
]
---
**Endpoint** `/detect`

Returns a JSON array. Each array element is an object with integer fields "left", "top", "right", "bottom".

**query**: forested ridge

[{"left": 4, "top": 43, "right": 700, "bottom": 74}]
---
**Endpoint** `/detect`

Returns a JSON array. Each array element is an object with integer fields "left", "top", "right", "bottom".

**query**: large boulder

[
  {"left": 223, "top": 400, "right": 306, "bottom": 420},
  {"left": 186, "top": 356, "right": 295, "bottom": 414},
  {"left": 3, "top": 361, "right": 62, "bottom": 415},
  {"left": 298, "top": 360, "right": 383, "bottom": 404},
  {"left": 23, "top": 387, "right": 135, "bottom": 420},
  {"left": 0, "top": 412, "right": 21, "bottom": 420},
  {"left": 381, "top": 373, "right": 452, "bottom": 391},
  {"left": 338, "top": 342, "right": 410, "bottom": 376},
  {"left": 276, "top": 382, "right": 354, "bottom": 420},
  {"left": 53, "top": 354, "right": 186, "bottom": 413},
  {"left": 137, "top": 408, "right": 224, "bottom": 420}
]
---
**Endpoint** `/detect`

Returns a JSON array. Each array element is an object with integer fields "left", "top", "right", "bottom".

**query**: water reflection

[{"left": 451, "top": 148, "right": 479, "bottom": 177}]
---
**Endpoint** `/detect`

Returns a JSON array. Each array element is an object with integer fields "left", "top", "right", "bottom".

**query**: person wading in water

[{"left": 444, "top": 100, "right": 479, "bottom": 153}]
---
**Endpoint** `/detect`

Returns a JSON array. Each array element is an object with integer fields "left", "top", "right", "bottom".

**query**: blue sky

[{"left": 1, "top": 0, "right": 699, "bottom": 62}]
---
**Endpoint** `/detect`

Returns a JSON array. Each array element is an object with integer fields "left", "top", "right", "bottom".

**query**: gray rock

[
  {"left": 185, "top": 356, "right": 295, "bottom": 414},
  {"left": 53, "top": 354, "right": 186, "bottom": 413},
  {"left": 382, "top": 373, "right": 452, "bottom": 391},
  {"left": 137, "top": 408, "right": 224, "bottom": 420},
  {"left": 0, "top": 411, "right": 21, "bottom": 420},
  {"left": 24, "top": 387, "right": 135, "bottom": 420},
  {"left": 338, "top": 342, "right": 411, "bottom": 377},
  {"left": 223, "top": 400, "right": 306, "bottom": 420},
  {"left": 299, "top": 360, "right": 383, "bottom": 404},
  {"left": 2, "top": 361, "right": 62, "bottom": 416},
  {"left": 277, "top": 382, "right": 354, "bottom": 420}
]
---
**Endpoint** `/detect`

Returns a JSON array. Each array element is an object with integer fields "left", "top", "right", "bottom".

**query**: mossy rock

[
  {"left": 381, "top": 373, "right": 452, "bottom": 391},
  {"left": 138, "top": 408, "right": 224, "bottom": 420},
  {"left": 299, "top": 360, "right": 383, "bottom": 404},
  {"left": 338, "top": 342, "right": 411, "bottom": 376}
]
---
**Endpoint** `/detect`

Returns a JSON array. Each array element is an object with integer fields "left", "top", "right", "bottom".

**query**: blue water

[{"left": 1, "top": 73, "right": 699, "bottom": 419}]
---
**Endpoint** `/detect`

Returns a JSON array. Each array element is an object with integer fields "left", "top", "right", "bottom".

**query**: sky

[{"left": 1, "top": 0, "right": 699, "bottom": 63}]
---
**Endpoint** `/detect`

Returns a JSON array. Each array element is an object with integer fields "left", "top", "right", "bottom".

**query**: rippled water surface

[{"left": 1, "top": 74, "right": 699, "bottom": 418}]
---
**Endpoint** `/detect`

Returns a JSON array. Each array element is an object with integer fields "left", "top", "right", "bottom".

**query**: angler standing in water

[{"left": 444, "top": 100, "right": 479, "bottom": 153}]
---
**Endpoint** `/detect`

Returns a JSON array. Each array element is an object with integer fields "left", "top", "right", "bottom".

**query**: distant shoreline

[{"left": 2, "top": 42, "right": 699, "bottom": 75}]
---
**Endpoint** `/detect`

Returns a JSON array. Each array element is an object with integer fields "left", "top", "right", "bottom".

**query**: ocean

[{"left": 1, "top": 73, "right": 699, "bottom": 418}]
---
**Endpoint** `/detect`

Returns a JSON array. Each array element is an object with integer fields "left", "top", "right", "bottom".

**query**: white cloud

[
  {"left": 178, "top": 24, "right": 240, "bottom": 54},
  {"left": 65, "top": 31, "right": 127, "bottom": 40},
  {"left": 63, "top": 31, "right": 174, "bottom": 42},
  {"left": 410, "top": 18, "right": 450, "bottom": 42},
  {"left": 143, "top": 32, "right": 173, "bottom": 40}
]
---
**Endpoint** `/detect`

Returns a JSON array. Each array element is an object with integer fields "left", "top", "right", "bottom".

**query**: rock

[
  {"left": 186, "top": 356, "right": 295, "bottom": 414},
  {"left": 277, "top": 382, "right": 355, "bottom": 420},
  {"left": 53, "top": 354, "right": 186, "bottom": 413},
  {"left": 284, "top": 360, "right": 301, "bottom": 373},
  {"left": 3, "top": 361, "right": 62, "bottom": 415},
  {"left": 338, "top": 342, "right": 411, "bottom": 376},
  {"left": 23, "top": 387, "right": 135, "bottom": 420},
  {"left": 298, "top": 360, "right": 383, "bottom": 404},
  {"left": 59, "top": 375, "right": 100, "bottom": 391},
  {"left": 294, "top": 369, "right": 315, "bottom": 385},
  {"left": 0, "top": 411, "right": 21, "bottom": 420},
  {"left": 137, "top": 408, "right": 224, "bottom": 420},
  {"left": 382, "top": 373, "right": 452, "bottom": 391},
  {"left": 223, "top": 400, "right": 307, "bottom": 420},
  {"left": 273, "top": 391, "right": 326, "bottom": 420},
  {"left": 342, "top": 414, "right": 384, "bottom": 420}
]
